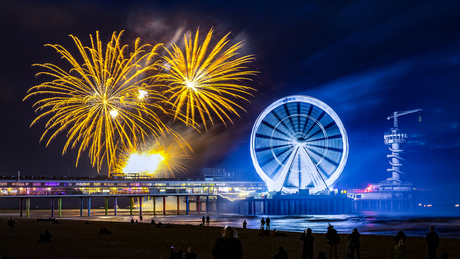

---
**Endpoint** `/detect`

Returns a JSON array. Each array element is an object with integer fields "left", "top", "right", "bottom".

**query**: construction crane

[
  {"left": 384, "top": 109, "right": 422, "bottom": 182},
  {"left": 387, "top": 109, "right": 423, "bottom": 129}
]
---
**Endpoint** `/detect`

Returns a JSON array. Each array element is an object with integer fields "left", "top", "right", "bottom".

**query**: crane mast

[{"left": 384, "top": 109, "right": 422, "bottom": 182}]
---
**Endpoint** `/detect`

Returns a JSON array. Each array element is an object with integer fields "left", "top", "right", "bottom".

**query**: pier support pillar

[
  {"left": 105, "top": 197, "right": 108, "bottom": 216},
  {"left": 114, "top": 197, "right": 117, "bottom": 216},
  {"left": 153, "top": 197, "right": 156, "bottom": 215},
  {"left": 19, "top": 198, "right": 23, "bottom": 218},
  {"left": 88, "top": 198, "right": 91, "bottom": 217},
  {"left": 130, "top": 197, "right": 134, "bottom": 216},
  {"left": 58, "top": 198, "right": 62, "bottom": 217},
  {"left": 163, "top": 196, "right": 166, "bottom": 215},
  {"left": 80, "top": 198, "right": 83, "bottom": 216},
  {"left": 197, "top": 196, "right": 200, "bottom": 214},
  {"left": 206, "top": 196, "right": 209, "bottom": 214},
  {"left": 186, "top": 196, "right": 189, "bottom": 214},
  {"left": 51, "top": 198, "right": 54, "bottom": 218},
  {"left": 26, "top": 198, "right": 30, "bottom": 218},
  {"left": 177, "top": 196, "right": 180, "bottom": 215},
  {"left": 139, "top": 197, "right": 143, "bottom": 218}
]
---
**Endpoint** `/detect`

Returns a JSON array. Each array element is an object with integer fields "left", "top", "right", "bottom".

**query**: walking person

[
  {"left": 300, "top": 228, "right": 315, "bottom": 259},
  {"left": 347, "top": 228, "right": 361, "bottom": 259},
  {"left": 260, "top": 217, "right": 266, "bottom": 229},
  {"left": 325, "top": 224, "right": 340, "bottom": 259},
  {"left": 7, "top": 217, "right": 14, "bottom": 236},
  {"left": 266, "top": 217, "right": 271, "bottom": 230},
  {"left": 394, "top": 230, "right": 407, "bottom": 259},
  {"left": 426, "top": 226, "right": 439, "bottom": 259}
]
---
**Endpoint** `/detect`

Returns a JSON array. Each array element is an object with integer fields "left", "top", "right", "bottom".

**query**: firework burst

[
  {"left": 159, "top": 28, "right": 257, "bottom": 130},
  {"left": 112, "top": 136, "right": 191, "bottom": 178},
  {"left": 24, "top": 31, "right": 168, "bottom": 171}
]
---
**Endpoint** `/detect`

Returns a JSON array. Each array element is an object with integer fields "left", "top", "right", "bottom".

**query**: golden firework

[
  {"left": 24, "top": 31, "right": 168, "bottom": 171},
  {"left": 159, "top": 28, "right": 257, "bottom": 130}
]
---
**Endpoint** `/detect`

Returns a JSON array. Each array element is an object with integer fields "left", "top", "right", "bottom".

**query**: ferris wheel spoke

[
  {"left": 307, "top": 144, "right": 343, "bottom": 153},
  {"left": 306, "top": 147, "right": 340, "bottom": 167},
  {"left": 255, "top": 133, "right": 291, "bottom": 142},
  {"left": 259, "top": 145, "right": 294, "bottom": 168},
  {"left": 272, "top": 110, "right": 295, "bottom": 136},
  {"left": 302, "top": 111, "right": 325, "bottom": 139},
  {"left": 261, "top": 121, "right": 291, "bottom": 139},
  {"left": 283, "top": 104, "right": 296, "bottom": 132},
  {"left": 299, "top": 146, "right": 329, "bottom": 191},
  {"left": 301, "top": 105, "right": 313, "bottom": 134},
  {"left": 306, "top": 134, "right": 342, "bottom": 142},
  {"left": 307, "top": 121, "right": 336, "bottom": 140},
  {"left": 297, "top": 102, "right": 301, "bottom": 132},
  {"left": 271, "top": 146, "right": 298, "bottom": 191},
  {"left": 255, "top": 144, "right": 292, "bottom": 153}
]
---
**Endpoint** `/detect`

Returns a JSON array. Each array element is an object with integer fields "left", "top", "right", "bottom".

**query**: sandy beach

[{"left": 0, "top": 217, "right": 458, "bottom": 259}]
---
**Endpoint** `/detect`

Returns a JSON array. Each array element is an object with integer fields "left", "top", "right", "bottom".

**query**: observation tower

[
  {"left": 384, "top": 109, "right": 422, "bottom": 182},
  {"left": 347, "top": 109, "right": 422, "bottom": 212}
]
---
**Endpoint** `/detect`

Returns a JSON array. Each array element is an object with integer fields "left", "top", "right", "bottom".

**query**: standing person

[
  {"left": 206, "top": 215, "right": 210, "bottom": 226},
  {"left": 266, "top": 217, "right": 271, "bottom": 230},
  {"left": 212, "top": 226, "right": 243, "bottom": 259},
  {"left": 325, "top": 224, "right": 340, "bottom": 259},
  {"left": 426, "top": 226, "right": 439, "bottom": 259},
  {"left": 185, "top": 247, "right": 197, "bottom": 259},
  {"left": 394, "top": 230, "right": 407, "bottom": 259},
  {"left": 7, "top": 217, "right": 14, "bottom": 236},
  {"left": 348, "top": 228, "right": 361, "bottom": 259},
  {"left": 243, "top": 220, "right": 247, "bottom": 229},
  {"left": 202, "top": 216, "right": 205, "bottom": 225},
  {"left": 260, "top": 217, "right": 266, "bottom": 229},
  {"left": 300, "top": 228, "right": 315, "bottom": 259}
]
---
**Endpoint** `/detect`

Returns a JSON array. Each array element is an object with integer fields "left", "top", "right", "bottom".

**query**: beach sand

[{"left": 0, "top": 217, "right": 458, "bottom": 259}]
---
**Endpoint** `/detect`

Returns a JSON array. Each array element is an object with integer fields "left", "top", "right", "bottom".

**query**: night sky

[{"left": 0, "top": 1, "right": 459, "bottom": 205}]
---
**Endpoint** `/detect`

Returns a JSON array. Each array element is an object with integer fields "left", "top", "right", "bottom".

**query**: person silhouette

[{"left": 300, "top": 228, "right": 314, "bottom": 259}]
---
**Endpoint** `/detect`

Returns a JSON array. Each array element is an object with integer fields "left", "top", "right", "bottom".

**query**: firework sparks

[
  {"left": 113, "top": 137, "right": 191, "bottom": 178},
  {"left": 24, "top": 31, "right": 169, "bottom": 171},
  {"left": 159, "top": 28, "right": 257, "bottom": 130}
]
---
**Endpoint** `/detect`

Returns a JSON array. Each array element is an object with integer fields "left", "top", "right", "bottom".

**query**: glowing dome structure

[{"left": 250, "top": 96, "right": 348, "bottom": 194}]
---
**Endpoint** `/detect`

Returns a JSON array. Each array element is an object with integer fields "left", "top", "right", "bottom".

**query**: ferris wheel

[{"left": 250, "top": 96, "right": 348, "bottom": 194}]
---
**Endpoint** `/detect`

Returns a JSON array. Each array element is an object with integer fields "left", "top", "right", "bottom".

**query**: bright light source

[
  {"left": 427, "top": 204, "right": 432, "bottom": 207},
  {"left": 185, "top": 80, "right": 197, "bottom": 90},
  {"left": 455, "top": 204, "right": 459, "bottom": 207},
  {"left": 110, "top": 109, "right": 118, "bottom": 118},
  {"left": 138, "top": 89, "right": 148, "bottom": 100},
  {"left": 123, "top": 153, "right": 164, "bottom": 175}
]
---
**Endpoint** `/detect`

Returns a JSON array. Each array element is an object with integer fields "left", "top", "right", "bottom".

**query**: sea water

[{"left": 5, "top": 209, "right": 459, "bottom": 238}]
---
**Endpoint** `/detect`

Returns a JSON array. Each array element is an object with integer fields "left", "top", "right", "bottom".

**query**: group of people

[
  {"left": 169, "top": 247, "right": 198, "bottom": 259},
  {"left": 394, "top": 226, "right": 441, "bottom": 259},
  {"left": 260, "top": 217, "right": 271, "bottom": 230},
  {"left": 38, "top": 230, "right": 52, "bottom": 242},
  {"left": 202, "top": 215, "right": 210, "bottom": 226},
  {"left": 295, "top": 224, "right": 441, "bottom": 259}
]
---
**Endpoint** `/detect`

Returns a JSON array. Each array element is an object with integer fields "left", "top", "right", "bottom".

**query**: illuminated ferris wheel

[{"left": 250, "top": 96, "right": 348, "bottom": 194}]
